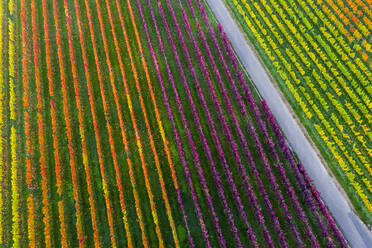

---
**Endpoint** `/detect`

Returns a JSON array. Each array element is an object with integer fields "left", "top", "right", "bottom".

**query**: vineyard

[
  {"left": 0, "top": 0, "right": 356, "bottom": 247},
  {"left": 226, "top": 0, "right": 372, "bottom": 224}
]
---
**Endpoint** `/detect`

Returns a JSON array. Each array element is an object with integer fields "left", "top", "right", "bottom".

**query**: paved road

[{"left": 205, "top": 0, "right": 372, "bottom": 247}]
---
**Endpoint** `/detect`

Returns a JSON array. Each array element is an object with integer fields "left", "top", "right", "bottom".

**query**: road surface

[{"left": 204, "top": 0, "right": 372, "bottom": 247}]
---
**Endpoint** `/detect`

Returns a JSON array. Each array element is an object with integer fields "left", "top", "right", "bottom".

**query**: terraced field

[
  {"left": 226, "top": 0, "right": 372, "bottom": 224},
  {"left": 0, "top": 0, "right": 349, "bottom": 247}
]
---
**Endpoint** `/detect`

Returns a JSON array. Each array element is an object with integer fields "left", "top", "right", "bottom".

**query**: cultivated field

[
  {"left": 0, "top": 0, "right": 349, "bottom": 247},
  {"left": 226, "top": 0, "right": 372, "bottom": 225}
]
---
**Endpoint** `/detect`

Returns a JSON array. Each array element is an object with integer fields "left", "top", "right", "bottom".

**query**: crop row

[
  {"left": 0, "top": 0, "right": 349, "bottom": 247},
  {"left": 0, "top": 0, "right": 4, "bottom": 243},
  {"left": 10, "top": 0, "right": 20, "bottom": 246},
  {"left": 319, "top": 0, "right": 371, "bottom": 63},
  {"left": 229, "top": 0, "right": 372, "bottom": 223}
]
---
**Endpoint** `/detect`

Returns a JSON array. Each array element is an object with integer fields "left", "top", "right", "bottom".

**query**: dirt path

[{"left": 204, "top": 0, "right": 372, "bottom": 247}]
